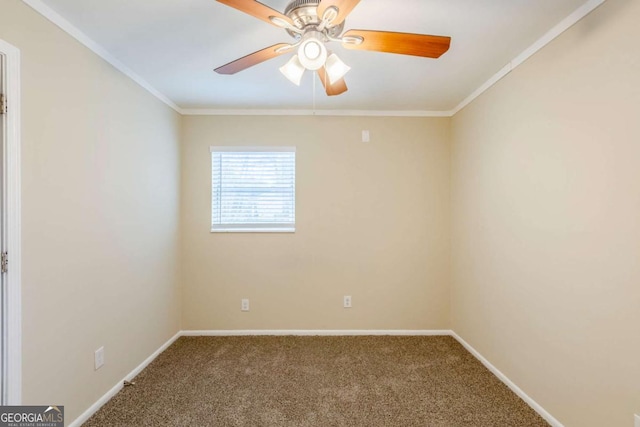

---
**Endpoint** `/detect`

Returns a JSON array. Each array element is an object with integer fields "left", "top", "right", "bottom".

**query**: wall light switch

[
  {"left": 241, "top": 299, "right": 250, "bottom": 312},
  {"left": 634, "top": 414, "right": 640, "bottom": 427},
  {"left": 362, "top": 130, "right": 370, "bottom": 143},
  {"left": 94, "top": 346, "right": 105, "bottom": 370}
]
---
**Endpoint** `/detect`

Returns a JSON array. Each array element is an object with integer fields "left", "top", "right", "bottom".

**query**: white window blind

[{"left": 211, "top": 147, "right": 296, "bottom": 232}]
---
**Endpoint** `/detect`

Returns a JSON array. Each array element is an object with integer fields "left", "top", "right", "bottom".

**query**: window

[{"left": 211, "top": 147, "right": 296, "bottom": 232}]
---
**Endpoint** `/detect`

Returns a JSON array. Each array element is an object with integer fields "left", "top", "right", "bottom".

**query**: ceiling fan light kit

[{"left": 214, "top": 0, "right": 452, "bottom": 96}]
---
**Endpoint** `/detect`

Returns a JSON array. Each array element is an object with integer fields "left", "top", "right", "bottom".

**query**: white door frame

[{"left": 0, "top": 38, "right": 22, "bottom": 405}]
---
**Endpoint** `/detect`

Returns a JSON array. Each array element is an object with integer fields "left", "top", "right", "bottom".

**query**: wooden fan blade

[
  {"left": 317, "top": 0, "right": 360, "bottom": 26},
  {"left": 342, "top": 30, "right": 451, "bottom": 58},
  {"left": 216, "top": 0, "right": 294, "bottom": 27},
  {"left": 318, "top": 67, "right": 348, "bottom": 96},
  {"left": 214, "top": 43, "right": 292, "bottom": 75}
]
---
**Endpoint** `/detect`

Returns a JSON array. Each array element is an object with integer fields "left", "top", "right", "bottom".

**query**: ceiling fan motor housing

[{"left": 284, "top": 0, "right": 345, "bottom": 39}]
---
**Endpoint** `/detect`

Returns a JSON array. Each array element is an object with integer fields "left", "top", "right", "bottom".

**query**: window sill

[{"left": 211, "top": 228, "right": 295, "bottom": 233}]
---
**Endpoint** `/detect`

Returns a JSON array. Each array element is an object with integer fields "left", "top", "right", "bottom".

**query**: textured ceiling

[{"left": 36, "top": 0, "right": 590, "bottom": 111}]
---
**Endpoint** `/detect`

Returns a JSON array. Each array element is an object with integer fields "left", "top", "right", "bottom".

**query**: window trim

[{"left": 210, "top": 146, "right": 296, "bottom": 234}]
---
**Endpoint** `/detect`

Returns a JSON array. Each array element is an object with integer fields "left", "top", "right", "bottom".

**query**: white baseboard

[
  {"left": 181, "top": 329, "right": 452, "bottom": 336},
  {"left": 450, "top": 331, "right": 564, "bottom": 427},
  {"left": 68, "top": 331, "right": 181, "bottom": 427}
]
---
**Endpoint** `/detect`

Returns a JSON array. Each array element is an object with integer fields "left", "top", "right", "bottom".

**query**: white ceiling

[{"left": 35, "top": 0, "right": 590, "bottom": 111}]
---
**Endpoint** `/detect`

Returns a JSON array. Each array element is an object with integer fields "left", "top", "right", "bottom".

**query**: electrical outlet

[
  {"left": 634, "top": 414, "right": 639, "bottom": 427},
  {"left": 241, "top": 299, "right": 250, "bottom": 312},
  {"left": 94, "top": 346, "right": 104, "bottom": 370},
  {"left": 343, "top": 295, "right": 352, "bottom": 308}
]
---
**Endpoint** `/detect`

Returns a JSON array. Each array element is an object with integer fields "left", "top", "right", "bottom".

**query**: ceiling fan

[{"left": 214, "top": 0, "right": 451, "bottom": 96}]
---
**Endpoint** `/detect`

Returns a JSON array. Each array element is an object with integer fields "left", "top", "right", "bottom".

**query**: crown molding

[
  {"left": 22, "top": 0, "right": 605, "bottom": 118},
  {"left": 450, "top": 0, "right": 606, "bottom": 115},
  {"left": 180, "top": 109, "right": 453, "bottom": 117},
  {"left": 21, "top": 0, "right": 181, "bottom": 113}
]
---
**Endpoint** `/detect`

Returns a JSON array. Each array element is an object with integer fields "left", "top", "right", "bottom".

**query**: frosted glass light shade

[
  {"left": 325, "top": 53, "right": 351, "bottom": 84},
  {"left": 279, "top": 55, "right": 305, "bottom": 86},
  {"left": 298, "top": 32, "right": 327, "bottom": 71}
]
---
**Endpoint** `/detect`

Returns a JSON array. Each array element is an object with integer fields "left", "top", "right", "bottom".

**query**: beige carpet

[{"left": 83, "top": 336, "right": 549, "bottom": 426}]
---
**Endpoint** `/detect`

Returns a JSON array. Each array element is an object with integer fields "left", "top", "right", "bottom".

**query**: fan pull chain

[{"left": 312, "top": 72, "right": 317, "bottom": 114}]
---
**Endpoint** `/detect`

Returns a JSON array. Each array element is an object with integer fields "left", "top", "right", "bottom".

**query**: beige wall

[
  {"left": 0, "top": 0, "right": 181, "bottom": 422},
  {"left": 451, "top": 1, "right": 640, "bottom": 426},
  {"left": 181, "top": 116, "right": 450, "bottom": 330},
  {"left": 6, "top": 0, "right": 639, "bottom": 424}
]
